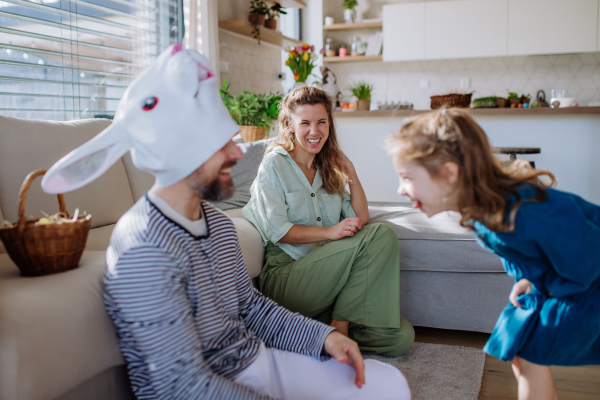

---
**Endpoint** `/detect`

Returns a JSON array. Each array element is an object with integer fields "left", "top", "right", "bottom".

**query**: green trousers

[{"left": 259, "top": 223, "right": 414, "bottom": 357}]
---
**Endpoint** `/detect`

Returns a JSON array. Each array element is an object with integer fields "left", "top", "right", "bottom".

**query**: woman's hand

[
  {"left": 328, "top": 217, "right": 364, "bottom": 241},
  {"left": 509, "top": 278, "right": 533, "bottom": 308},
  {"left": 324, "top": 331, "right": 365, "bottom": 389}
]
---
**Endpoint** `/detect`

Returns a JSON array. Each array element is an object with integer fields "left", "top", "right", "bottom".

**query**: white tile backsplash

[
  {"left": 219, "top": 30, "right": 283, "bottom": 94},
  {"left": 329, "top": 53, "right": 600, "bottom": 109}
]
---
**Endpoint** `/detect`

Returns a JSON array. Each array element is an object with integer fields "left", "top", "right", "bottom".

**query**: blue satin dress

[{"left": 473, "top": 186, "right": 600, "bottom": 366}]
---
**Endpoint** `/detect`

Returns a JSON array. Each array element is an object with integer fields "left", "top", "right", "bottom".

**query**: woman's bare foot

[{"left": 330, "top": 319, "right": 350, "bottom": 337}]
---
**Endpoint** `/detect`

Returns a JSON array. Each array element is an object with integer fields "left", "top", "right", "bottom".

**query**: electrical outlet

[
  {"left": 274, "top": 72, "right": 286, "bottom": 81},
  {"left": 460, "top": 77, "right": 471, "bottom": 89},
  {"left": 218, "top": 61, "right": 229, "bottom": 73}
]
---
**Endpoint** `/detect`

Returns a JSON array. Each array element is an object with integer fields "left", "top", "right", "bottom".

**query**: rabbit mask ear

[{"left": 42, "top": 123, "right": 131, "bottom": 194}]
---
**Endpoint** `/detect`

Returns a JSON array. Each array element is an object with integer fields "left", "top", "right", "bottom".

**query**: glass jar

[
  {"left": 325, "top": 38, "right": 336, "bottom": 57},
  {"left": 350, "top": 36, "right": 363, "bottom": 56}
]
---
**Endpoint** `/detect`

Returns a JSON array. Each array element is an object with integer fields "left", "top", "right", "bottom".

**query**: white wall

[{"left": 336, "top": 115, "right": 600, "bottom": 205}]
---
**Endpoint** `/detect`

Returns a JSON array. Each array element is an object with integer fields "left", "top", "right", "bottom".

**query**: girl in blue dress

[{"left": 387, "top": 108, "right": 600, "bottom": 400}]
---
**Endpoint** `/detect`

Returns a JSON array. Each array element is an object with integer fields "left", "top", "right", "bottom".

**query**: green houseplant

[
  {"left": 265, "top": 2, "right": 287, "bottom": 30},
  {"left": 343, "top": 0, "right": 358, "bottom": 24},
  {"left": 249, "top": 0, "right": 269, "bottom": 43},
  {"left": 471, "top": 96, "right": 498, "bottom": 109},
  {"left": 221, "top": 81, "right": 283, "bottom": 142},
  {"left": 508, "top": 91, "right": 521, "bottom": 107},
  {"left": 348, "top": 80, "right": 374, "bottom": 111}
]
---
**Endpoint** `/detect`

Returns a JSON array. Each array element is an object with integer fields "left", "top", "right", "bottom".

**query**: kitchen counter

[
  {"left": 335, "top": 107, "right": 600, "bottom": 206},
  {"left": 335, "top": 106, "right": 600, "bottom": 118}
]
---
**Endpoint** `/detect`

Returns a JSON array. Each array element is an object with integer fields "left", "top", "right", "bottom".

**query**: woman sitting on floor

[{"left": 243, "top": 86, "right": 414, "bottom": 356}]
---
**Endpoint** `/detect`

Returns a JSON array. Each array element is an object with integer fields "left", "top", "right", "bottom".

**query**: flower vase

[{"left": 344, "top": 9, "right": 356, "bottom": 24}]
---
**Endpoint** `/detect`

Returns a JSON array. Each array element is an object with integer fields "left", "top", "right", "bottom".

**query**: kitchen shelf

[
  {"left": 323, "top": 55, "right": 383, "bottom": 63},
  {"left": 334, "top": 107, "right": 600, "bottom": 118},
  {"left": 266, "top": 0, "right": 306, "bottom": 8},
  {"left": 218, "top": 20, "right": 302, "bottom": 50},
  {"left": 323, "top": 21, "right": 382, "bottom": 31}
]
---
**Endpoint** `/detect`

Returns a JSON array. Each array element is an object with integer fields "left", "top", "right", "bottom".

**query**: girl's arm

[{"left": 342, "top": 155, "right": 369, "bottom": 225}]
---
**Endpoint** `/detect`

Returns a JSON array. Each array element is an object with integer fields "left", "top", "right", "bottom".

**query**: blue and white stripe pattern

[{"left": 104, "top": 196, "right": 335, "bottom": 399}]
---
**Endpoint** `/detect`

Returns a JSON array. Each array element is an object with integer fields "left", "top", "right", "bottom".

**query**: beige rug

[{"left": 366, "top": 342, "right": 486, "bottom": 400}]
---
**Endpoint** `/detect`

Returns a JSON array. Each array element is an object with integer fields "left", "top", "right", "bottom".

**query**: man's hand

[
  {"left": 327, "top": 218, "right": 364, "bottom": 241},
  {"left": 509, "top": 278, "right": 533, "bottom": 308},
  {"left": 324, "top": 331, "right": 366, "bottom": 389}
]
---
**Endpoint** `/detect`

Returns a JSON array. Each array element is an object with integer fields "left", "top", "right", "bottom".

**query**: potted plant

[
  {"left": 221, "top": 81, "right": 283, "bottom": 142},
  {"left": 348, "top": 80, "right": 374, "bottom": 111},
  {"left": 521, "top": 94, "right": 531, "bottom": 105},
  {"left": 496, "top": 97, "right": 508, "bottom": 108},
  {"left": 249, "top": 0, "right": 268, "bottom": 43},
  {"left": 343, "top": 0, "right": 358, "bottom": 24},
  {"left": 265, "top": 2, "right": 287, "bottom": 30},
  {"left": 285, "top": 44, "right": 318, "bottom": 89},
  {"left": 508, "top": 91, "right": 520, "bottom": 107}
]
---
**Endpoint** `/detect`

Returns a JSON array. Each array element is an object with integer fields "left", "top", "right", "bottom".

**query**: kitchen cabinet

[
  {"left": 508, "top": 0, "right": 598, "bottom": 56},
  {"left": 426, "top": 0, "right": 508, "bottom": 60},
  {"left": 382, "top": 3, "right": 426, "bottom": 62}
]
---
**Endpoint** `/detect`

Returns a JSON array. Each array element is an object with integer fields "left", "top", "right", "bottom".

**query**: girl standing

[{"left": 387, "top": 108, "right": 599, "bottom": 400}]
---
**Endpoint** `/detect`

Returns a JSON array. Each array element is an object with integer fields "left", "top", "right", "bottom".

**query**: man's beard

[
  {"left": 190, "top": 176, "right": 235, "bottom": 201},
  {"left": 187, "top": 164, "right": 236, "bottom": 202}
]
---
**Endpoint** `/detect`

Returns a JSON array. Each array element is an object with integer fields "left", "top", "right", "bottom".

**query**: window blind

[{"left": 0, "top": 0, "right": 183, "bottom": 120}]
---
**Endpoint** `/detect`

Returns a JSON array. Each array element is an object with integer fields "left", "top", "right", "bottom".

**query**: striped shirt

[{"left": 103, "top": 195, "right": 335, "bottom": 400}]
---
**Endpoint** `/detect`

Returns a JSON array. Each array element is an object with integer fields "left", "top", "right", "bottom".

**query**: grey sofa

[{"left": 0, "top": 116, "right": 513, "bottom": 400}]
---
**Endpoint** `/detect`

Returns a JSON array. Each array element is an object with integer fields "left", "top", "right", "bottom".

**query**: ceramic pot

[
  {"left": 496, "top": 98, "right": 508, "bottom": 108},
  {"left": 509, "top": 98, "right": 521, "bottom": 107},
  {"left": 293, "top": 82, "right": 307, "bottom": 90},
  {"left": 356, "top": 99, "right": 371, "bottom": 111},
  {"left": 264, "top": 19, "right": 277, "bottom": 30},
  {"left": 248, "top": 14, "right": 265, "bottom": 26},
  {"left": 239, "top": 126, "right": 266, "bottom": 143},
  {"left": 343, "top": 9, "right": 356, "bottom": 24}
]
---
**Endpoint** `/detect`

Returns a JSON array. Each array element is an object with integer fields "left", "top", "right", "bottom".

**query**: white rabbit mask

[{"left": 42, "top": 43, "right": 240, "bottom": 194}]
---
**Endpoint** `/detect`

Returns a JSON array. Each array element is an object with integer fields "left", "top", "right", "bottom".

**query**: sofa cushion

[
  {"left": 228, "top": 216, "right": 264, "bottom": 279},
  {"left": 0, "top": 116, "right": 134, "bottom": 229},
  {"left": 369, "top": 202, "right": 503, "bottom": 273},
  {"left": 210, "top": 140, "right": 269, "bottom": 211},
  {"left": 121, "top": 153, "right": 155, "bottom": 202},
  {"left": 0, "top": 252, "right": 124, "bottom": 400},
  {"left": 0, "top": 206, "right": 5, "bottom": 254},
  {"left": 86, "top": 224, "right": 116, "bottom": 252}
]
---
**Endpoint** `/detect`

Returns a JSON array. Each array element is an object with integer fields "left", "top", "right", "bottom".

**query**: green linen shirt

[{"left": 243, "top": 146, "right": 356, "bottom": 260}]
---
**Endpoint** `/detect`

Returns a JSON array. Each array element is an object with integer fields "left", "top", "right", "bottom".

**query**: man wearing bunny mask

[{"left": 42, "top": 44, "right": 410, "bottom": 400}]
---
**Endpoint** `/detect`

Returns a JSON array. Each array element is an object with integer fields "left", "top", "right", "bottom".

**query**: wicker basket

[
  {"left": 0, "top": 170, "right": 92, "bottom": 277},
  {"left": 430, "top": 93, "right": 473, "bottom": 109},
  {"left": 239, "top": 126, "right": 266, "bottom": 143}
]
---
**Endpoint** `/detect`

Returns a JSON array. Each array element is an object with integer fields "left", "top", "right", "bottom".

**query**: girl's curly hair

[{"left": 387, "top": 108, "right": 556, "bottom": 232}]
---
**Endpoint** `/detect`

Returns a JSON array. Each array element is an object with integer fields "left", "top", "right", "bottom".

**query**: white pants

[{"left": 234, "top": 343, "right": 411, "bottom": 400}]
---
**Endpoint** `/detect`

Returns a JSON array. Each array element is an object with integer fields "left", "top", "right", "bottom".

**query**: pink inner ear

[
  {"left": 198, "top": 63, "right": 214, "bottom": 79},
  {"left": 171, "top": 43, "right": 184, "bottom": 55}
]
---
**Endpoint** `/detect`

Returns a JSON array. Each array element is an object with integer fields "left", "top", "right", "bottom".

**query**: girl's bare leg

[
  {"left": 512, "top": 356, "right": 558, "bottom": 400},
  {"left": 330, "top": 319, "right": 350, "bottom": 336}
]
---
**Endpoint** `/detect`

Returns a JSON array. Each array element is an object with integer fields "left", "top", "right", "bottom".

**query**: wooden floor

[{"left": 414, "top": 327, "right": 600, "bottom": 400}]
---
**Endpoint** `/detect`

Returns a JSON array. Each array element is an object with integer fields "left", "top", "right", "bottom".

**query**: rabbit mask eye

[{"left": 142, "top": 97, "right": 159, "bottom": 111}]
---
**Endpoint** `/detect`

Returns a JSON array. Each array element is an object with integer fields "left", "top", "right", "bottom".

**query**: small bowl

[{"left": 550, "top": 97, "right": 575, "bottom": 108}]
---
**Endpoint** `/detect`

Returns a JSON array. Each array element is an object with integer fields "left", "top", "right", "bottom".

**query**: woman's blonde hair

[
  {"left": 387, "top": 108, "right": 556, "bottom": 232},
  {"left": 268, "top": 86, "right": 348, "bottom": 194}
]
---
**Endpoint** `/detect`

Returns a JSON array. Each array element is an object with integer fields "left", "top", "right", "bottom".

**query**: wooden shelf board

[
  {"left": 335, "top": 107, "right": 600, "bottom": 118},
  {"left": 266, "top": 0, "right": 306, "bottom": 8},
  {"left": 323, "top": 21, "right": 382, "bottom": 31},
  {"left": 218, "top": 20, "right": 301, "bottom": 50},
  {"left": 324, "top": 55, "right": 382, "bottom": 63}
]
